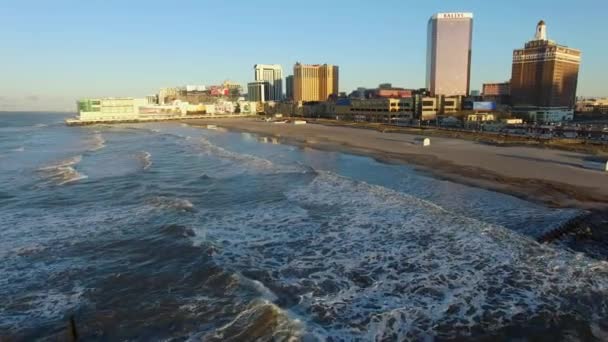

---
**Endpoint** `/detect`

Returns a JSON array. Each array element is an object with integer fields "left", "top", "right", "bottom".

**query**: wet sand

[{"left": 182, "top": 118, "right": 608, "bottom": 210}]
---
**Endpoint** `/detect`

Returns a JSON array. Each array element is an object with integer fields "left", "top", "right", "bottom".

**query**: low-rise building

[
  {"left": 77, "top": 98, "right": 147, "bottom": 122},
  {"left": 482, "top": 82, "right": 511, "bottom": 106},
  {"left": 513, "top": 107, "right": 573, "bottom": 123},
  {"left": 442, "top": 96, "right": 462, "bottom": 114},
  {"left": 344, "top": 98, "right": 413, "bottom": 122},
  {"left": 467, "top": 113, "right": 496, "bottom": 122},
  {"left": 420, "top": 96, "right": 440, "bottom": 121},
  {"left": 576, "top": 97, "right": 608, "bottom": 114}
]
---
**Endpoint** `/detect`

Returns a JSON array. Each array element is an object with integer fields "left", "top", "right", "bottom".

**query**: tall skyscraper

[
  {"left": 285, "top": 75, "right": 294, "bottom": 101},
  {"left": 426, "top": 12, "right": 473, "bottom": 96},
  {"left": 510, "top": 20, "right": 581, "bottom": 108},
  {"left": 293, "top": 63, "right": 339, "bottom": 102},
  {"left": 254, "top": 64, "right": 283, "bottom": 101}
]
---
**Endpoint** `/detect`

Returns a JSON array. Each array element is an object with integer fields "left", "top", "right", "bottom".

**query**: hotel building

[
  {"left": 426, "top": 12, "right": 473, "bottom": 96},
  {"left": 254, "top": 64, "right": 283, "bottom": 101},
  {"left": 247, "top": 81, "right": 269, "bottom": 103},
  {"left": 510, "top": 20, "right": 581, "bottom": 109},
  {"left": 285, "top": 75, "right": 294, "bottom": 101},
  {"left": 293, "top": 63, "right": 339, "bottom": 102}
]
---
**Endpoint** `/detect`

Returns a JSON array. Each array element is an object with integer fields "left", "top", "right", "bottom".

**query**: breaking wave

[
  {"left": 37, "top": 155, "right": 88, "bottom": 186},
  {"left": 88, "top": 132, "right": 106, "bottom": 151},
  {"left": 206, "top": 170, "right": 608, "bottom": 340},
  {"left": 197, "top": 137, "right": 309, "bottom": 174},
  {"left": 138, "top": 151, "right": 152, "bottom": 170},
  {"left": 146, "top": 196, "right": 194, "bottom": 212}
]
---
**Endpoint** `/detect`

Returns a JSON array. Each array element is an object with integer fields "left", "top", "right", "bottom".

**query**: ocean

[{"left": 1, "top": 112, "right": 607, "bottom": 340}]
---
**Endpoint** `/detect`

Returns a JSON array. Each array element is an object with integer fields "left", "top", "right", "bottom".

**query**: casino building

[
  {"left": 426, "top": 12, "right": 474, "bottom": 97},
  {"left": 510, "top": 20, "right": 581, "bottom": 109}
]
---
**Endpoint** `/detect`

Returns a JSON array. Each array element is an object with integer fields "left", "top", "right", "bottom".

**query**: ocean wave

[
  {"left": 0, "top": 286, "right": 85, "bottom": 330},
  {"left": 138, "top": 151, "right": 152, "bottom": 170},
  {"left": 205, "top": 170, "right": 608, "bottom": 340},
  {"left": 146, "top": 196, "right": 194, "bottom": 212},
  {"left": 197, "top": 137, "right": 308, "bottom": 174},
  {"left": 88, "top": 132, "right": 106, "bottom": 151},
  {"left": 37, "top": 155, "right": 88, "bottom": 186},
  {"left": 203, "top": 299, "right": 304, "bottom": 341},
  {"left": 11, "top": 146, "right": 25, "bottom": 152}
]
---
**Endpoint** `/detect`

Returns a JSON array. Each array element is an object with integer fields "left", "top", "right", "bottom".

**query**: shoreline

[{"left": 182, "top": 117, "right": 608, "bottom": 211}]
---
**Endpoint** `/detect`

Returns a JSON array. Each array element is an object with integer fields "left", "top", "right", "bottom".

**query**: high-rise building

[
  {"left": 254, "top": 64, "right": 283, "bottom": 101},
  {"left": 285, "top": 75, "right": 294, "bottom": 101},
  {"left": 247, "top": 81, "right": 269, "bottom": 102},
  {"left": 293, "top": 63, "right": 339, "bottom": 102},
  {"left": 510, "top": 20, "right": 581, "bottom": 108},
  {"left": 426, "top": 12, "right": 473, "bottom": 96}
]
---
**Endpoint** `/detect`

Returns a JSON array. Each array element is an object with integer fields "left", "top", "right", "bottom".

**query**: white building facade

[{"left": 254, "top": 64, "right": 283, "bottom": 101}]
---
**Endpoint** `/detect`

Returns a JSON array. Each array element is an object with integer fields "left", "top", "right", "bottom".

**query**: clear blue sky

[{"left": 1, "top": 0, "right": 606, "bottom": 111}]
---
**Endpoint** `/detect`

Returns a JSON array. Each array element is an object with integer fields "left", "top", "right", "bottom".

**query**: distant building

[
  {"left": 223, "top": 80, "right": 242, "bottom": 95},
  {"left": 426, "top": 12, "right": 473, "bottom": 96},
  {"left": 482, "top": 82, "right": 510, "bottom": 96},
  {"left": 158, "top": 87, "right": 180, "bottom": 105},
  {"left": 293, "top": 63, "right": 339, "bottom": 102},
  {"left": 575, "top": 97, "right": 608, "bottom": 114},
  {"left": 420, "top": 96, "right": 441, "bottom": 120},
  {"left": 482, "top": 82, "right": 511, "bottom": 105},
  {"left": 247, "top": 81, "right": 269, "bottom": 103},
  {"left": 333, "top": 98, "right": 414, "bottom": 122},
  {"left": 285, "top": 75, "right": 294, "bottom": 101},
  {"left": 510, "top": 20, "right": 581, "bottom": 108},
  {"left": 254, "top": 64, "right": 282, "bottom": 101},
  {"left": 470, "top": 90, "right": 480, "bottom": 97}
]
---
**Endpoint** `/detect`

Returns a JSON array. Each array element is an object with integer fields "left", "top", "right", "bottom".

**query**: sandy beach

[{"left": 183, "top": 118, "right": 608, "bottom": 209}]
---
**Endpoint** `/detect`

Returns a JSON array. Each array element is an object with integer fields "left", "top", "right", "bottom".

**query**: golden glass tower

[{"left": 293, "top": 63, "right": 339, "bottom": 102}]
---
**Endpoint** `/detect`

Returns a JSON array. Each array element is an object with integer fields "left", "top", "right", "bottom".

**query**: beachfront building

[
  {"left": 576, "top": 98, "right": 608, "bottom": 114},
  {"left": 332, "top": 98, "right": 414, "bottom": 122},
  {"left": 515, "top": 108, "right": 574, "bottom": 123},
  {"left": 426, "top": 12, "right": 473, "bottom": 96},
  {"left": 511, "top": 20, "right": 581, "bottom": 109},
  {"left": 77, "top": 98, "right": 146, "bottom": 122},
  {"left": 420, "top": 96, "right": 440, "bottom": 121},
  {"left": 158, "top": 87, "right": 180, "bottom": 105},
  {"left": 254, "top": 64, "right": 283, "bottom": 101},
  {"left": 223, "top": 80, "right": 243, "bottom": 95},
  {"left": 293, "top": 63, "right": 339, "bottom": 102},
  {"left": 482, "top": 82, "right": 511, "bottom": 106},
  {"left": 247, "top": 81, "right": 269, "bottom": 103},
  {"left": 285, "top": 75, "right": 294, "bottom": 101},
  {"left": 443, "top": 96, "right": 462, "bottom": 114}
]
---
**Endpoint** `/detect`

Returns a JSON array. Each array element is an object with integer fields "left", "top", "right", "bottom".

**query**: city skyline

[{"left": 1, "top": 0, "right": 606, "bottom": 111}]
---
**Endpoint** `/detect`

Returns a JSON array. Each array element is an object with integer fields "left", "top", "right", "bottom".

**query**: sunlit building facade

[
  {"left": 510, "top": 20, "right": 581, "bottom": 108},
  {"left": 293, "top": 63, "right": 339, "bottom": 102},
  {"left": 426, "top": 12, "right": 473, "bottom": 96},
  {"left": 254, "top": 64, "right": 283, "bottom": 101}
]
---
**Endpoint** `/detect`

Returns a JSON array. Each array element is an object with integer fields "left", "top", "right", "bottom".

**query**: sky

[{"left": 0, "top": 0, "right": 606, "bottom": 111}]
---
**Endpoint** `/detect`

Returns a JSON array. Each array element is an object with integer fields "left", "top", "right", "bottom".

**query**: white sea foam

[
  {"left": 139, "top": 151, "right": 152, "bottom": 170},
  {"left": 25, "top": 286, "right": 84, "bottom": 320},
  {"left": 38, "top": 155, "right": 88, "bottom": 186},
  {"left": 204, "top": 299, "right": 304, "bottom": 341},
  {"left": 147, "top": 196, "right": 194, "bottom": 212},
  {"left": 88, "top": 132, "right": 106, "bottom": 151},
  {"left": 11, "top": 146, "right": 25, "bottom": 152},
  {"left": 197, "top": 137, "right": 308, "bottom": 175},
  {"left": 204, "top": 170, "right": 608, "bottom": 340}
]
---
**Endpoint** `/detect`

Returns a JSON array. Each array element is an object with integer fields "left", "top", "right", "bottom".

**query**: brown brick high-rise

[{"left": 511, "top": 20, "right": 581, "bottom": 108}]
